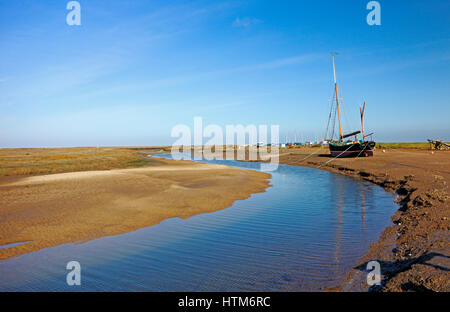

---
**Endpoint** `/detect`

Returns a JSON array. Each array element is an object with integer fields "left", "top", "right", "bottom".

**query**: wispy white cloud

[
  {"left": 1, "top": 2, "right": 239, "bottom": 103},
  {"left": 74, "top": 53, "right": 323, "bottom": 99},
  {"left": 235, "top": 54, "right": 320, "bottom": 71},
  {"left": 232, "top": 17, "right": 262, "bottom": 28},
  {"left": 143, "top": 53, "right": 322, "bottom": 88},
  {"left": 106, "top": 2, "right": 236, "bottom": 41},
  {"left": 347, "top": 53, "right": 450, "bottom": 79}
]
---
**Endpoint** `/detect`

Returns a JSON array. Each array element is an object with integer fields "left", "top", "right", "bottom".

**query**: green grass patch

[{"left": 378, "top": 142, "right": 445, "bottom": 149}]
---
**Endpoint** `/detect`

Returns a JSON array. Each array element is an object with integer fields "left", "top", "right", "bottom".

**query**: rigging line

[
  {"left": 290, "top": 145, "right": 326, "bottom": 164},
  {"left": 317, "top": 144, "right": 355, "bottom": 168},
  {"left": 340, "top": 99, "right": 354, "bottom": 135},
  {"left": 354, "top": 141, "right": 371, "bottom": 158},
  {"left": 326, "top": 64, "right": 337, "bottom": 141},
  {"left": 325, "top": 82, "right": 337, "bottom": 140},
  {"left": 337, "top": 77, "right": 350, "bottom": 133},
  {"left": 324, "top": 102, "right": 333, "bottom": 140},
  {"left": 331, "top": 89, "right": 337, "bottom": 140},
  {"left": 331, "top": 104, "right": 337, "bottom": 140}
]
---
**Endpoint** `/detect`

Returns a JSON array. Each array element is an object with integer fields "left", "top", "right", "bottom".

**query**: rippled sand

[{"left": 0, "top": 158, "right": 271, "bottom": 260}]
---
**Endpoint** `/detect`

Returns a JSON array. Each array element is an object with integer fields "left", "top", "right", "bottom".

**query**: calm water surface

[{"left": 0, "top": 154, "right": 398, "bottom": 291}]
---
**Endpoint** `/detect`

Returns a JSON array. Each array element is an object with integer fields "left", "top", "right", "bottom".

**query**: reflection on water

[
  {"left": 0, "top": 155, "right": 398, "bottom": 291},
  {"left": 0, "top": 241, "right": 31, "bottom": 250}
]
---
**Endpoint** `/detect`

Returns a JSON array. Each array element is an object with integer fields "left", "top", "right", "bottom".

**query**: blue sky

[{"left": 0, "top": 0, "right": 449, "bottom": 147}]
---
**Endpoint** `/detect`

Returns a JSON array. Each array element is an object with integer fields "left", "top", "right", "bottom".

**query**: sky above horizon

[{"left": 1, "top": 0, "right": 449, "bottom": 147}]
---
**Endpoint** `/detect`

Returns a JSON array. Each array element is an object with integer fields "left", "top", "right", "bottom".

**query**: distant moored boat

[{"left": 326, "top": 53, "right": 375, "bottom": 158}]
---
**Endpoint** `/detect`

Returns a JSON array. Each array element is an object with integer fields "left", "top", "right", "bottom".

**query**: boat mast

[
  {"left": 360, "top": 101, "right": 366, "bottom": 139},
  {"left": 332, "top": 53, "right": 343, "bottom": 141}
]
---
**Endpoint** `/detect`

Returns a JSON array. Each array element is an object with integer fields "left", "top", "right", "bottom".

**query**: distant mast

[{"left": 332, "top": 52, "right": 343, "bottom": 141}]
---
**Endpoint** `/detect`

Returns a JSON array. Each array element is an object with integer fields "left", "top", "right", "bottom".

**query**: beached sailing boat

[{"left": 326, "top": 53, "right": 376, "bottom": 157}]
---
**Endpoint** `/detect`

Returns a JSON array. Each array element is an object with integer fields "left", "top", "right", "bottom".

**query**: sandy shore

[
  {"left": 272, "top": 147, "right": 449, "bottom": 292},
  {"left": 1, "top": 146, "right": 448, "bottom": 291},
  {"left": 0, "top": 157, "right": 271, "bottom": 260}
]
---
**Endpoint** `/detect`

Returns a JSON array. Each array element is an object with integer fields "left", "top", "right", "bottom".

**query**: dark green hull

[{"left": 329, "top": 141, "right": 376, "bottom": 157}]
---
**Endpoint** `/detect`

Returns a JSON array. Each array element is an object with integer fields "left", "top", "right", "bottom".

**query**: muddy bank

[
  {"left": 196, "top": 146, "right": 449, "bottom": 291},
  {"left": 274, "top": 147, "right": 449, "bottom": 292},
  {"left": 0, "top": 157, "right": 271, "bottom": 260}
]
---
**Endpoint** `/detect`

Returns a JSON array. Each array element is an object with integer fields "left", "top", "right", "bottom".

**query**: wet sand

[
  {"left": 1, "top": 146, "right": 448, "bottom": 291},
  {"left": 0, "top": 157, "right": 271, "bottom": 260},
  {"left": 273, "top": 147, "right": 449, "bottom": 292}
]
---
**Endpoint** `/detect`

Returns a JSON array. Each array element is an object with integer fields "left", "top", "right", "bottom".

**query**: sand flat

[
  {"left": 0, "top": 158, "right": 271, "bottom": 260},
  {"left": 6, "top": 163, "right": 233, "bottom": 185}
]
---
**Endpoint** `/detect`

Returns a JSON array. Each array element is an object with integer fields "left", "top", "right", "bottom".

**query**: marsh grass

[
  {"left": 0, "top": 147, "right": 168, "bottom": 177},
  {"left": 379, "top": 142, "right": 449, "bottom": 149}
]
